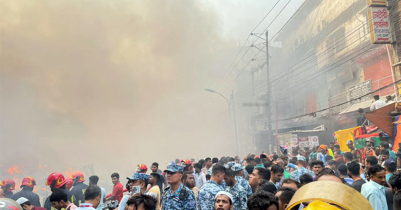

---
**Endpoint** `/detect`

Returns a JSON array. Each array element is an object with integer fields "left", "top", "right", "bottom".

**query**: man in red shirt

[{"left": 105, "top": 173, "right": 123, "bottom": 203}]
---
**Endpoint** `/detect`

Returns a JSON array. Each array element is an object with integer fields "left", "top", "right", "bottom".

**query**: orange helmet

[
  {"left": 137, "top": 164, "right": 148, "bottom": 173},
  {"left": 65, "top": 178, "right": 73, "bottom": 190},
  {"left": 71, "top": 172, "right": 85, "bottom": 183},
  {"left": 0, "top": 179, "right": 16, "bottom": 192},
  {"left": 46, "top": 173, "right": 67, "bottom": 189},
  {"left": 20, "top": 177, "right": 36, "bottom": 188},
  {"left": 181, "top": 159, "right": 192, "bottom": 166}
]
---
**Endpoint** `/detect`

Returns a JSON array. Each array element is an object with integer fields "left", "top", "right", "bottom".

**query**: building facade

[{"left": 236, "top": 0, "right": 401, "bottom": 153}]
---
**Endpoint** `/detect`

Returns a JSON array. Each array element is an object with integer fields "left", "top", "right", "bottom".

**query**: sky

[{"left": 0, "top": 0, "right": 305, "bottom": 181}]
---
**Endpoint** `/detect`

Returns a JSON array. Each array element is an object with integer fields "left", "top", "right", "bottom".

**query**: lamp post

[{"left": 205, "top": 89, "right": 239, "bottom": 155}]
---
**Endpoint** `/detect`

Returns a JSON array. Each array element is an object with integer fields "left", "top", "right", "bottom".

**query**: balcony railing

[{"left": 296, "top": 76, "right": 396, "bottom": 116}]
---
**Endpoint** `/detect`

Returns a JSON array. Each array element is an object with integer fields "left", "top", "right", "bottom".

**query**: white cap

[
  {"left": 215, "top": 191, "right": 234, "bottom": 203},
  {"left": 16, "top": 197, "right": 28, "bottom": 205}
]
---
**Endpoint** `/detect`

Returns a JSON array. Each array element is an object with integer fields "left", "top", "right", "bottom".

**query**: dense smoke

[{"left": 0, "top": 0, "right": 238, "bottom": 179}]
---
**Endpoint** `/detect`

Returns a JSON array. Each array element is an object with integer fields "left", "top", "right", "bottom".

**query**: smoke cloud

[{"left": 0, "top": 0, "right": 237, "bottom": 178}]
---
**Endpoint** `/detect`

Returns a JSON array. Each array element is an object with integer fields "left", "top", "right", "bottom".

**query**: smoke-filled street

[{"left": 1, "top": 0, "right": 401, "bottom": 210}]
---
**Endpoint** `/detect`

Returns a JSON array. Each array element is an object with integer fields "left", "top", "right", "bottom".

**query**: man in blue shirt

[
  {"left": 317, "top": 145, "right": 328, "bottom": 166},
  {"left": 197, "top": 164, "right": 226, "bottom": 210},
  {"left": 379, "top": 142, "right": 397, "bottom": 160},
  {"left": 361, "top": 165, "right": 388, "bottom": 210}
]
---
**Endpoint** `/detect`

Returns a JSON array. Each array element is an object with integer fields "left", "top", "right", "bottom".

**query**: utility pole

[
  {"left": 388, "top": 0, "right": 401, "bottom": 99},
  {"left": 231, "top": 90, "right": 239, "bottom": 156},
  {"left": 265, "top": 31, "right": 274, "bottom": 153}
]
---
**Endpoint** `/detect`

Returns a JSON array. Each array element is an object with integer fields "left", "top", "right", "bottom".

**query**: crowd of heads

[{"left": 2, "top": 140, "right": 401, "bottom": 210}]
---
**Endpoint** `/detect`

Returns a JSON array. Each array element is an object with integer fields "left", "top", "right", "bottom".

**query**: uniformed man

[
  {"left": 118, "top": 173, "right": 150, "bottom": 210},
  {"left": 70, "top": 172, "right": 88, "bottom": 206},
  {"left": 197, "top": 164, "right": 226, "bottom": 210},
  {"left": 162, "top": 163, "right": 196, "bottom": 210},
  {"left": 223, "top": 169, "right": 247, "bottom": 210},
  {"left": 231, "top": 164, "right": 252, "bottom": 197},
  {"left": 0, "top": 179, "right": 15, "bottom": 199},
  {"left": 44, "top": 173, "right": 77, "bottom": 210},
  {"left": 11, "top": 177, "right": 41, "bottom": 207}
]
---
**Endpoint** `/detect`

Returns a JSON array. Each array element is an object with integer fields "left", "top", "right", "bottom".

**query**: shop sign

[{"left": 368, "top": 7, "right": 392, "bottom": 44}]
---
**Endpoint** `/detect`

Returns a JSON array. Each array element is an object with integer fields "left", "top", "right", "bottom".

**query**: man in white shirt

[
  {"left": 88, "top": 176, "right": 106, "bottom": 210},
  {"left": 193, "top": 163, "right": 207, "bottom": 188},
  {"left": 75, "top": 186, "right": 101, "bottom": 210},
  {"left": 370, "top": 95, "right": 387, "bottom": 111},
  {"left": 386, "top": 95, "right": 396, "bottom": 105}
]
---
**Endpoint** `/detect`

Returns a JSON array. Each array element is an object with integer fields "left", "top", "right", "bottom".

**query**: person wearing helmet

[
  {"left": 181, "top": 159, "right": 192, "bottom": 172},
  {"left": 11, "top": 177, "right": 40, "bottom": 207},
  {"left": 43, "top": 173, "right": 77, "bottom": 210},
  {"left": 137, "top": 164, "right": 148, "bottom": 174},
  {"left": 65, "top": 178, "right": 74, "bottom": 191},
  {"left": 0, "top": 179, "right": 15, "bottom": 199},
  {"left": 0, "top": 198, "right": 23, "bottom": 210},
  {"left": 70, "top": 172, "right": 88, "bottom": 206}
]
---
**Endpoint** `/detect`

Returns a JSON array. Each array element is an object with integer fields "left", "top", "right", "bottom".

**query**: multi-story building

[{"left": 237, "top": 0, "right": 399, "bottom": 153}]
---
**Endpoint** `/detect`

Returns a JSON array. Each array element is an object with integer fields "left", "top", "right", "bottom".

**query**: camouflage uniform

[
  {"left": 197, "top": 180, "right": 224, "bottom": 210},
  {"left": 290, "top": 156, "right": 315, "bottom": 182},
  {"left": 231, "top": 164, "right": 252, "bottom": 196},
  {"left": 235, "top": 176, "right": 252, "bottom": 196},
  {"left": 226, "top": 182, "right": 247, "bottom": 210},
  {"left": 161, "top": 164, "right": 196, "bottom": 210},
  {"left": 162, "top": 183, "right": 196, "bottom": 210}
]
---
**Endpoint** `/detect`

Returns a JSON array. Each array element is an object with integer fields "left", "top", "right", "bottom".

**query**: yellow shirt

[
  {"left": 148, "top": 186, "right": 161, "bottom": 210},
  {"left": 192, "top": 187, "right": 199, "bottom": 199}
]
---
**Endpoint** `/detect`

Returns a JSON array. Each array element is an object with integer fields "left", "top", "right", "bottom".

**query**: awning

[
  {"left": 355, "top": 133, "right": 380, "bottom": 139},
  {"left": 339, "top": 100, "right": 372, "bottom": 114}
]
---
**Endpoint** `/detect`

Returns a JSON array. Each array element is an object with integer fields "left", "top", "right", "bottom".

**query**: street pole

[
  {"left": 231, "top": 90, "right": 239, "bottom": 156},
  {"left": 265, "top": 31, "right": 274, "bottom": 153},
  {"left": 204, "top": 89, "right": 239, "bottom": 156}
]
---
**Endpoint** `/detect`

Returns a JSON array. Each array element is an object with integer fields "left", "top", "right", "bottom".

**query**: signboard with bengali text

[
  {"left": 277, "top": 134, "right": 319, "bottom": 155},
  {"left": 368, "top": 7, "right": 392, "bottom": 44}
]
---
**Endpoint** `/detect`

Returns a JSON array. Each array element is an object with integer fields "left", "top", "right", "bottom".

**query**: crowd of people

[{"left": 1, "top": 141, "right": 401, "bottom": 210}]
